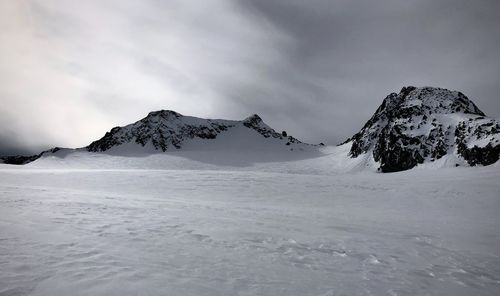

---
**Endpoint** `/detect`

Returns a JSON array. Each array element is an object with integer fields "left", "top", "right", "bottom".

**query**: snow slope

[
  {"left": 1, "top": 154, "right": 500, "bottom": 295},
  {"left": 25, "top": 144, "right": 369, "bottom": 174}
]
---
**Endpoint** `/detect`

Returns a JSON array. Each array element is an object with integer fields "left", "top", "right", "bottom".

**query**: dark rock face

[
  {"left": 86, "top": 110, "right": 309, "bottom": 152},
  {"left": 455, "top": 121, "right": 500, "bottom": 166},
  {"left": 346, "top": 86, "right": 500, "bottom": 172},
  {"left": 87, "top": 110, "right": 236, "bottom": 152},
  {"left": 242, "top": 114, "right": 303, "bottom": 145},
  {"left": 459, "top": 143, "right": 500, "bottom": 166},
  {"left": 0, "top": 154, "right": 40, "bottom": 165},
  {"left": 0, "top": 147, "right": 61, "bottom": 165}
]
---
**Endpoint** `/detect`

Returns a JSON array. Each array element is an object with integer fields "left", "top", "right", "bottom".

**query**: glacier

[{"left": 1, "top": 146, "right": 500, "bottom": 296}]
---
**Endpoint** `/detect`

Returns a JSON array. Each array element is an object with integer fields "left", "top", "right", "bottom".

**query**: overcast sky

[{"left": 1, "top": 0, "right": 500, "bottom": 155}]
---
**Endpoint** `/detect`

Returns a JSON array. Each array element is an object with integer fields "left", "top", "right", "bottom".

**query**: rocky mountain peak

[
  {"left": 346, "top": 86, "right": 499, "bottom": 172},
  {"left": 242, "top": 114, "right": 265, "bottom": 130},
  {"left": 85, "top": 111, "right": 312, "bottom": 153},
  {"left": 146, "top": 109, "right": 183, "bottom": 119},
  {"left": 243, "top": 114, "right": 263, "bottom": 123},
  {"left": 375, "top": 86, "right": 485, "bottom": 122}
]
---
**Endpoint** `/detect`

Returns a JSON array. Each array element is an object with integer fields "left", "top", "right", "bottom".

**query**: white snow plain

[{"left": 1, "top": 146, "right": 500, "bottom": 296}]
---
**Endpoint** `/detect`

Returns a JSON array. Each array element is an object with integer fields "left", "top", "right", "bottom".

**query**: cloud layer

[{"left": 1, "top": 0, "right": 499, "bottom": 155}]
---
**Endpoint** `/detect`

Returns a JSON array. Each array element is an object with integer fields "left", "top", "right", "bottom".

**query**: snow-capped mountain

[
  {"left": 1, "top": 111, "right": 319, "bottom": 165},
  {"left": 86, "top": 110, "right": 312, "bottom": 153},
  {"left": 344, "top": 86, "right": 500, "bottom": 172},
  {"left": 2, "top": 87, "right": 499, "bottom": 173}
]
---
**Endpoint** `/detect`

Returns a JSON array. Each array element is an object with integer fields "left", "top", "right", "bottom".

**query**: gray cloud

[
  {"left": 229, "top": 0, "right": 500, "bottom": 141},
  {"left": 1, "top": 0, "right": 499, "bottom": 155}
]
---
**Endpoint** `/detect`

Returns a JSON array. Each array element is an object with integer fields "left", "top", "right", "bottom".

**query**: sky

[{"left": 1, "top": 0, "right": 500, "bottom": 155}]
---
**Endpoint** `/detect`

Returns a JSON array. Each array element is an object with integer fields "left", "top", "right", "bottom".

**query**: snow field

[{"left": 1, "top": 163, "right": 500, "bottom": 295}]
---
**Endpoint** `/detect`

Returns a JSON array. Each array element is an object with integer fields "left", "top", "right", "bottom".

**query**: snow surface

[{"left": 1, "top": 146, "right": 500, "bottom": 295}]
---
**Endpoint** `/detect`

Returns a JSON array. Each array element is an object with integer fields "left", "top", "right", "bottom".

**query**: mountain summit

[
  {"left": 1, "top": 110, "right": 319, "bottom": 165},
  {"left": 345, "top": 86, "right": 500, "bottom": 172},
  {"left": 86, "top": 110, "right": 312, "bottom": 153}
]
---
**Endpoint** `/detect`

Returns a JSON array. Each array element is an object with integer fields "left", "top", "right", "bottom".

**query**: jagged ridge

[{"left": 86, "top": 110, "right": 308, "bottom": 152}]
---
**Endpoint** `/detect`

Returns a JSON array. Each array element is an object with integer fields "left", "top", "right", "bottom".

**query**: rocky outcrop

[
  {"left": 0, "top": 147, "right": 61, "bottom": 165},
  {"left": 242, "top": 114, "right": 304, "bottom": 146},
  {"left": 87, "top": 110, "right": 236, "bottom": 152},
  {"left": 345, "top": 86, "right": 500, "bottom": 172},
  {"left": 455, "top": 119, "right": 500, "bottom": 166}
]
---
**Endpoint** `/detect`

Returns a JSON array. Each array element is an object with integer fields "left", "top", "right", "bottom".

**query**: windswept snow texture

[{"left": 1, "top": 150, "right": 500, "bottom": 296}]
